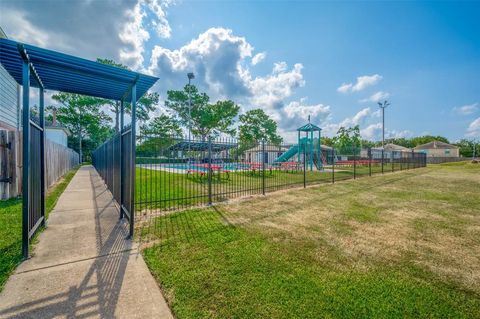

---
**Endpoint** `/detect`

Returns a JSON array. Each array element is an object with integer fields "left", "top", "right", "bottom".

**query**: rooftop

[
  {"left": 414, "top": 140, "right": 459, "bottom": 150},
  {"left": 0, "top": 38, "right": 158, "bottom": 102}
]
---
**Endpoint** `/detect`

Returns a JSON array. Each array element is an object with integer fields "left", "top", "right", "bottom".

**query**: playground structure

[{"left": 274, "top": 119, "right": 323, "bottom": 171}]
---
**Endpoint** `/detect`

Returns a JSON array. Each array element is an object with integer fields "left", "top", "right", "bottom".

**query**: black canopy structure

[
  {"left": 168, "top": 141, "right": 237, "bottom": 152},
  {"left": 0, "top": 38, "right": 159, "bottom": 257}
]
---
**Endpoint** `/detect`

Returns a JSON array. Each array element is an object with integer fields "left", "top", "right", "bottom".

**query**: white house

[{"left": 46, "top": 126, "right": 71, "bottom": 147}]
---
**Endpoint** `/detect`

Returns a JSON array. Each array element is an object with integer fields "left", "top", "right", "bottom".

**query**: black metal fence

[
  {"left": 92, "top": 125, "right": 134, "bottom": 236},
  {"left": 134, "top": 135, "right": 426, "bottom": 214},
  {"left": 27, "top": 123, "right": 45, "bottom": 239},
  {"left": 93, "top": 132, "right": 426, "bottom": 239}
]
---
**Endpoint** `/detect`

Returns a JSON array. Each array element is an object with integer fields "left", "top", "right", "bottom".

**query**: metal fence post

[
  {"left": 381, "top": 149, "right": 384, "bottom": 174},
  {"left": 262, "top": 139, "right": 265, "bottom": 195},
  {"left": 368, "top": 147, "right": 372, "bottom": 176},
  {"left": 208, "top": 137, "right": 213, "bottom": 205},
  {"left": 303, "top": 143, "right": 306, "bottom": 188},
  {"left": 39, "top": 88, "right": 45, "bottom": 228},
  {"left": 22, "top": 59, "right": 30, "bottom": 259},
  {"left": 129, "top": 84, "right": 136, "bottom": 239},
  {"left": 119, "top": 99, "right": 124, "bottom": 219},
  {"left": 391, "top": 151, "right": 394, "bottom": 172},
  {"left": 353, "top": 146, "right": 356, "bottom": 179},
  {"left": 332, "top": 148, "right": 335, "bottom": 184}
]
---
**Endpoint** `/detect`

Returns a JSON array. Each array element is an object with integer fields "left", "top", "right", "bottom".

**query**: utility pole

[{"left": 378, "top": 100, "right": 391, "bottom": 149}]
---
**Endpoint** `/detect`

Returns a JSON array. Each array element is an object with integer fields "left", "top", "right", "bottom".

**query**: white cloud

[
  {"left": 119, "top": 0, "right": 174, "bottom": 70},
  {"left": 360, "top": 91, "right": 390, "bottom": 103},
  {"left": 0, "top": 0, "right": 143, "bottom": 62},
  {"left": 146, "top": 27, "right": 306, "bottom": 131},
  {"left": 337, "top": 74, "right": 383, "bottom": 93},
  {"left": 453, "top": 103, "right": 479, "bottom": 116},
  {"left": 282, "top": 99, "right": 331, "bottom": 131},
  {"left": 360, "top": 123, "right": 413, "bottom": 140},
  {"left": 251, "top": 52, "right": 266, "bottom": 65},
  {"left": 0, "top": 8, "right": 53, "bottom": 49},
  {"left": 466, "top": 117, "right": 480, "bottom": 137},
  {"left": 340, "top": 107, "right": 372, "bottom": 127},
  {"left": 320, "top": 108, "right": 373, "bottom": 137},
  {"left": 361, "top": 123, "right": 383, "bottom": 140}
]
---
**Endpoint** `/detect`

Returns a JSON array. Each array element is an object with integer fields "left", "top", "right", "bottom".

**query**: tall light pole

[
  {"left": 473, "top": 139, "right": 477, "bottom": 160},
  {"left": 187, "top": 72, "right": 195, "bottom": 162},
  {"left": 378, "top": 100, "right": 391, "bottom": 149}
]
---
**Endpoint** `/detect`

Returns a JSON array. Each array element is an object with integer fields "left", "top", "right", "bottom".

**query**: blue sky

[{"left": 1, "top": 0, "right": 479, "bottom": 142}]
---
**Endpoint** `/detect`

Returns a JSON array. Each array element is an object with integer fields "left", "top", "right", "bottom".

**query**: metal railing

[
  {"left": 93, "top": 133, "right": 427, "bottom": 238},
  {"left": 135, "top": 135, "right": 426, "bottom": 214},
  {"left": 92, "top": 125, "right": 134, "bottom": 237}
]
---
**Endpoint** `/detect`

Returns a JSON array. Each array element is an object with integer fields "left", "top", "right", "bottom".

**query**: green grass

[
  {"left": 142, "top": 163, "right": 480, "bottom": 318},
  {"left": 0, "top": 166, "right": 79, "bottom": 291}
]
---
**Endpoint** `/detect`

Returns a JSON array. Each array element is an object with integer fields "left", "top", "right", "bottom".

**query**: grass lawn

[
  {"left": 142, "top": 162, "right": 480, "bottom": 318},
  {"left": 0, "top": 166, "right": 79, "bottom": 291}
]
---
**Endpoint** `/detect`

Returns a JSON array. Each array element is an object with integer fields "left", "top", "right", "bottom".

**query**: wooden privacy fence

[
  {"left": 0, "top": 130, "right": 20, "bottom": 199},
  {"left": 0, "top": 129, "right": 80, "bottom": 199},
  {"left": 45, "top": 139, "right": 80, "bottom": 188}
]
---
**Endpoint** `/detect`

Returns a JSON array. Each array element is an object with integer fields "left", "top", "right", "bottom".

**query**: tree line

[{"left": 43, "top": 59, "right": 477, "bottom": 160}]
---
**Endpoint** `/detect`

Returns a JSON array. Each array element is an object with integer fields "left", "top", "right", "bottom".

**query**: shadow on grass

[{"left": 139, "top": 167, "right": 433, "bottom": 247}]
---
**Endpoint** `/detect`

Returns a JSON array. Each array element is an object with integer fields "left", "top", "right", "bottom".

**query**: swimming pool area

[{"left": 138, "top": 162, "right": 260, "bottom": 173}]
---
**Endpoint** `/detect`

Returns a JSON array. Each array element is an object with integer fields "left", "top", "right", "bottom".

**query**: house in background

[
  {"left": 244, "top": 144, "right": 289, "bottom": 164},
  {"left": 361, "top": 143, "right": 411, "bottom": 159},
  {"left": 0, "top": 27, "right": 20, "bottom": 132},
  {"left": 414, "top": 140, "right": 460, "bottom": 158},
  {"left": 46, "top": 125, "right": 71, "bottom": 147}
]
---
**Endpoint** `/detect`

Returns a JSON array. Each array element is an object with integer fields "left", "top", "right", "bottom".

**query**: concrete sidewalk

[{"left": 0, "top": 166, "right": 173, "bottom": 319}]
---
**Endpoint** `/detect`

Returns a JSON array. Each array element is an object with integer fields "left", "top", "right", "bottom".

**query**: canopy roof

[
  {"left": 168, "top": 141, "right": 236, "bottom": 152},
  {"left": 0, "top": 38, "right": 158, "bottom": 102},
  {"left": 297, "top": 123, "right": 322, "bottom": 132}
]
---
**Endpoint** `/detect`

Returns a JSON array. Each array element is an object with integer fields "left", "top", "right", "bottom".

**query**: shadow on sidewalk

[{"left": 0, "top": 168, "right": 132, "bottom": 319}]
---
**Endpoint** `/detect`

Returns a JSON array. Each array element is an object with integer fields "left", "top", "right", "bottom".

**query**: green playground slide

[{"left": 274, "top": 145, "right": 299, "bottom": 162}]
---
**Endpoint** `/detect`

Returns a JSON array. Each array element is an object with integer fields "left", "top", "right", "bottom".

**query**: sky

[{"left": 1, "top": 0, "right": 479, "bottom": 142}]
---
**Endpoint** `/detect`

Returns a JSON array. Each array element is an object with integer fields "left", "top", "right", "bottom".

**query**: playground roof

[
  {"left": 168, "top": 141, "right": 237, "bottom": 152},
  {"left": 297, "top": 123, "right": 322, "bottom": 132},
  {"left": 0, "top": 38, "right": 158, "bottom": 102}
]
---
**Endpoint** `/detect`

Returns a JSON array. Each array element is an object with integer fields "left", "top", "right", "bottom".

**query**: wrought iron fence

[
  {"left": 135, "top": 135, "right": 426, "bottom": 216},
  {"left": 92, "top": 125, "right": 134, "bottom": 236},
  {"left": 93, "top": 133, "right": 427, "bottom": 237}
]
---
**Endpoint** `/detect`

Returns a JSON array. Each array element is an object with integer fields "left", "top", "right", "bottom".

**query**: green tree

[
  {"left": 137, "top": 114, "right": 182, "bottom": 158},
  {"left": 410, "top": 135, "right": 449, "bottom": 147},
  {"left": 333, "top": 125, "right": 361, "bottom": 154},
  {"left": 165, "top": 84, "right": 240, "bottom": 140},
  {"left": 96, "top": 58, "right": 159, "bottom": 132},
  {"left": 140, "top": 114, "right": 182, "bottom": 137},
  {"left": 238, "top": 109, "right": 282, "bottom": 145},
  {"left": 455, "top": 139, "right": 477, "bottom": 157},
  {"left": 52, "top": 93, "right": 112, "bottom": 161}
]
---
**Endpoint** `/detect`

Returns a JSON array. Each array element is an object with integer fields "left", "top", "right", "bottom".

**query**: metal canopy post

[
  {"left": 129, "top": 84, "right": 136, "bottom": 239},
  {"left": 39, "top": 88, "right": 46, "bottom": 228},
  {"left": 119, "top": 99, "right": 124, "bottom": 220},
  {"left": 21, "top": 60, "right": 30, "bottom": 259}
]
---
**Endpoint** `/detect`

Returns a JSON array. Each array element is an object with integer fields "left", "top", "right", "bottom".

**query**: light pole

[
  {"left": 378, "top": 100, "right": 390, "bottom": 149},
  {"left": 187, "top": 72, "right": 195, "bottom": 163},
  {"left": 473, "top": 139, "right": 477, "bottom": 160}
]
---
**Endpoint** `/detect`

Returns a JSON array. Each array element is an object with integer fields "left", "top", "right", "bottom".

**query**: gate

[
  {"left": 92, "top": 97, "right": 137, "bottom": 238},
  {"left": 21, "top": 62, "right": 46, "bottom": 258}
]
